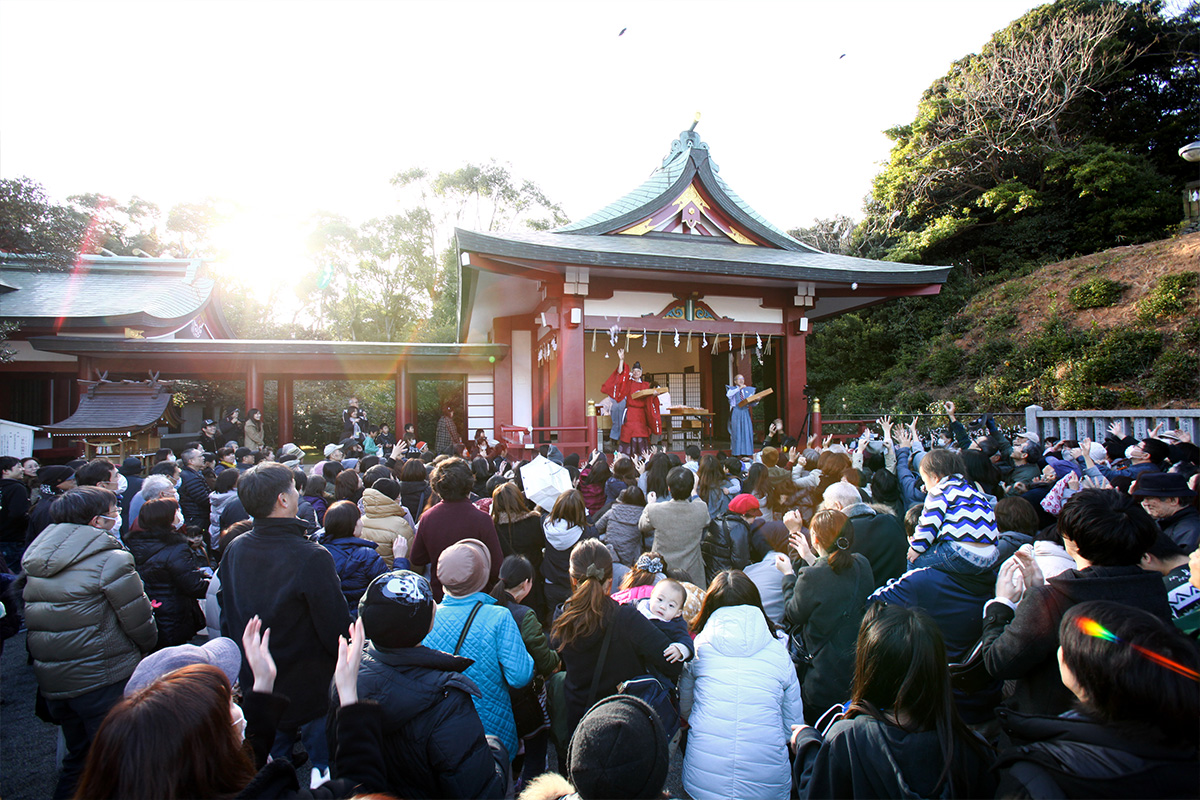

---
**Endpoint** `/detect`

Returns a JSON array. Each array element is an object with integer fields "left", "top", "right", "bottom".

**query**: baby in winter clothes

[{"left": 637, "top": 579, "right": 694, "bottom": 668}]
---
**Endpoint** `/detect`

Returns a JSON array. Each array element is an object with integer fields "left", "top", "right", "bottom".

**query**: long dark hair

[
  {"left": 644, "top": 453, "right": 672, "bottom": 497},
  {"left": 584, "top": 455, "right": 611, "bottom": 486},
  {"left": 695, "top": 455, "right": 725, "bottom": 504},
  {"left": 745, "top": 462, "right": 769, "bottom": 496},
  {"left": 551, "top": 540, "right": 613, "bottom": 649},
  {"left": 810, "top": 509, "right": 855, "bottom": 574},
  {"left": 691, "top": 569, "right": 777, "bottom": 637},
  {"left": 1060, "top": 601, "right": 1200, "bottom": 745},
  {"left": 75, "top": 664, "right": 256, "bottom": 799},
  {"left": 848, "top": 603, "right": 990, "bottom": 796}
]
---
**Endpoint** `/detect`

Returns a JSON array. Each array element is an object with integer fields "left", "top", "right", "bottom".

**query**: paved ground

[
  {"left": 2, "top": 629, "right": 686, "bottom": 798},
  {"left": 1, "top": 632, "right": 59, "bottom": 800}
]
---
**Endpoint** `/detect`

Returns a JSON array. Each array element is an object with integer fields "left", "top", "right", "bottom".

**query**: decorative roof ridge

[{"left": 553, "top": 123, "right": 815, "bottom": 252}]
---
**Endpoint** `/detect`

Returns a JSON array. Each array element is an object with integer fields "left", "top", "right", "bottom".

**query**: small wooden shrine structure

[{"left": 41, "top": 375, "right": 177, "bottom": 460}]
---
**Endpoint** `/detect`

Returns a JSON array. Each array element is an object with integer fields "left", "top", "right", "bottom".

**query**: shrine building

[
  {"left": 1, "top": 124, "right": 949, "bottom": 459},
  {"left": 455, "top": 123, "right": 949, "bottom": 452}
]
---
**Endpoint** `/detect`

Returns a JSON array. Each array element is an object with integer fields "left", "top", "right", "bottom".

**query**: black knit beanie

[{"left": 567, "top": 695, "right": 668, "bottom": 800}]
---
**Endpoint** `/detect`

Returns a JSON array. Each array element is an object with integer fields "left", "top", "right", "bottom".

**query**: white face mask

[
  {"left": 173, "top": 509, "right": 185, "bottom": 530},
  {"left": 230, "top": 701, "right": 246, "bottom": 742}
]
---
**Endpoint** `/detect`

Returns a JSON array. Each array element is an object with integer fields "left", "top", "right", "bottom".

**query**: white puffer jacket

[{"left": 680, "top": 604, "right": 804, "bottom": 800}]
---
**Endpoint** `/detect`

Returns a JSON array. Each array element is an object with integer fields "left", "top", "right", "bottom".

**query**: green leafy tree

[
  {"left": 303, "top": 160, "right": 568, "bottom": 343},
  {"left": 0, "top": 177, "right": 90, "bottom": 268},
  {"left": 862, "top": 0, "right": 1195, "bottom": 272}
]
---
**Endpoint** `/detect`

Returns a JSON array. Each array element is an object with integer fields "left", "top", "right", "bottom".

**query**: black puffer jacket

[
  {"left": 399, "top": 480, "right": 429, "bottom": 522},
  {"left": 994, "top": 708, "right": 1200, "bottom": 799},
  {"left": 346, "top": 644, "right": 506, "bottom": 800},
  {"left": 178, "top": 466, "right": 211, "bottom": 530},
  {"left": 127, "top": 527, "right": 209, "bottom": 648}
]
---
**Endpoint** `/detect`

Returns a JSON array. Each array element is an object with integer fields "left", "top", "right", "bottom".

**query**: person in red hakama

[{"left": 601, "top": 349, "right": 662, "bottom": 457}]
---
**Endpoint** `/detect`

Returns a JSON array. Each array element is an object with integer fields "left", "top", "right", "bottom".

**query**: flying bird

[{"left": 619, "top": 27, "right": 627, "bottom": 36}]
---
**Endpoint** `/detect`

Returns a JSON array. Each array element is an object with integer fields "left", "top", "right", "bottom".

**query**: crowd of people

[{"left": 1, "top": 397, "right": 1198, "bottom": 799}]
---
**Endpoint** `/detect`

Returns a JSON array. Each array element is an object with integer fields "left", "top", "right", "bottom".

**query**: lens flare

[{"left": 1076, "top": 616, "right": 1200, "bottom": 681}]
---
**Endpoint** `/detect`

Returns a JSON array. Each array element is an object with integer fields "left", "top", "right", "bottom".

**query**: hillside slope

[{"left": 932, "top": 232, "right": 1199, "bottom": 410}]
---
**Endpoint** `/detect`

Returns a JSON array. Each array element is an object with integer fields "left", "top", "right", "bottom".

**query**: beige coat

[
  {"left": 22, "top": 522, "right": 157, "bottom": 699},
  {"left": 361, "top": 488, "right": 415, "bottom": 567},
  {"left": 638, "top": 497, "right": 711, "bottom": 587}
]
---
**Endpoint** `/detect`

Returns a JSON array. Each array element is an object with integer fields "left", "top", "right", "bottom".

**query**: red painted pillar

[
  {"left": 492, "top": 318, "right": 513, "bottom": 431},
  {"left": 558, "top": 296, "right": 586, "bottom": 457},
  {"left": 277, "top": 377, "right": 293, "bottom": 445},
  {"left": 245, "top": 361, "right": 264, "bottom": 413},
  {"left": 783, "top": 307, "right": 808, "bottom": 435}
]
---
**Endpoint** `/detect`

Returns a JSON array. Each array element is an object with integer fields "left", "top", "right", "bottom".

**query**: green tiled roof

[
  {"left": 555, "top": 129, "right": 813, "bottom": 252},
  {"left": 0, "top": 254, "right": 214, "bottom": 328}
]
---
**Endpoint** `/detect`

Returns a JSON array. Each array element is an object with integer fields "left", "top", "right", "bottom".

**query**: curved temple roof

[{"left": 0, "top": 254, "right": 218, "bottom": 330}]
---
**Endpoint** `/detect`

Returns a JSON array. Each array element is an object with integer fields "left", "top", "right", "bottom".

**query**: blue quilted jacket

[
  {"left": 422, "top": 592, "right": 533, "bottom": 759},
  {"left": 321, "top": 535, "right": 391, "bottom": 620}
]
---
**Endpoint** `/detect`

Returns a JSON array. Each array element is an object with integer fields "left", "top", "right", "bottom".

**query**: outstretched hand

[
  {"left": 895, "top": 428, "right": 912, "bottom": 448},
  {"left": 1108, "top": 420, "right": 1125, "bottom": 439},
  {"left": 877, "top": 415, "right": 893, "bottom": 440},
  {"left": 664, "top": 642, "right": 690, "bottom": 663},
  {"left": 334, "top": 618, "right": 366, "bottom": 707},
  {"left": 617, "top": 348, "right": 625, "bottom": 363},
  {"left": 242, "top": 616, "right": 276, "bottom": 694}
]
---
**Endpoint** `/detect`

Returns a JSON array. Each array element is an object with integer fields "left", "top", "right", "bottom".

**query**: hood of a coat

[
  {"left": 544, "top": 517, "right": 584, "bottom": 550},
  {"left": 843, "top": 502, "right": 877, "bottom": 520},
  {"left": 208, "top": 489, "right": 237, "bottom": 508},
  {"left": 1049, "top": 564, "right": 1167, "bottom": 606},
  {"left": 698, "top": 604, "right": 773, "bottom": 658},
  {"left": 22, "top": 522, "right": 122, "bottom": 579},
  {"left": 609, "top": 503, "right": 644, "bottom": 524},
  {"left": 362, "top": 488, "right": 404, "bottom": 518},
  {"left": 362, "top": 644, "right": 480, "bottom": 727}
]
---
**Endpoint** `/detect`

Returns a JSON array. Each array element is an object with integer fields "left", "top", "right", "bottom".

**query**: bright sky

[{"left": 1, "top": 0, "right": 1045, "bottom": 291}]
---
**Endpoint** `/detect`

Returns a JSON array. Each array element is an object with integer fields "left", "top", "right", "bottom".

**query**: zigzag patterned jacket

[{"left": 911, "top": 474, "right": 998, "bottom": 554}]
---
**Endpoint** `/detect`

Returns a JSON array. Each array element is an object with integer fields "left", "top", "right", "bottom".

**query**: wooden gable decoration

[
  {"left": 651, "top": 296, "right": 729, "bottom": 322},
  {"left": 614, "top": 179, "right": 765, "bottom": 246}
]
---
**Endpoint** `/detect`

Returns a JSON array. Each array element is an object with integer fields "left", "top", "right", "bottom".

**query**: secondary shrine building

[{"left": 0, "top": 125, "right": 948, "bottom": 459}]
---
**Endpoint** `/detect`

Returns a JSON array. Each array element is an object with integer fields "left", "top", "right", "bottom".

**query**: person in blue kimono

[{"left": 726, "top": 374, "right": 757, "bottom": 458}]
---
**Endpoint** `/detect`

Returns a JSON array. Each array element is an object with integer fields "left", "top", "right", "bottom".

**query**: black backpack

[{"left": 701, "top": 512, "right": 752, "bottom": 585}]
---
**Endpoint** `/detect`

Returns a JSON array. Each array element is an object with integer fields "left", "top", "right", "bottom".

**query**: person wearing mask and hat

[
  {"left": 198, "top": 419, "right": 220, "bottom": 454},
  {"left": 116, "top": 457, "right": 144, "bottom": 540},
  {"left": 1132, "top": 472, "right": 1199, "bottom": 552},
  {"left": 350, "top": 569, "right": 509, "bottom": 799},
  {"left": 421, "top": 538, "right": 534, "bottom": 766},
  {"left": 25, "top": 465, "right": 76, "bottom": 548},
  {"left": 601, "top": 349, "right": 661, "bottom": 457}
]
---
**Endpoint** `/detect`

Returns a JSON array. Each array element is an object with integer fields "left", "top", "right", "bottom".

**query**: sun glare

[{"left": 208, "top": 210, "right": 313, "bottom": 317}]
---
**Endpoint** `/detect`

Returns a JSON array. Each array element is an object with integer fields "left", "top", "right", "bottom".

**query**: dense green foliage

[
  {"left": 1069, "top": 276, "right": 1124, "bottom": 308},
  {"left": 807, "top": 0, "right": 1199, "bottom": 413},
  {"left": 1136, "top": 272, "right": 1199, "bottom": 321}
]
